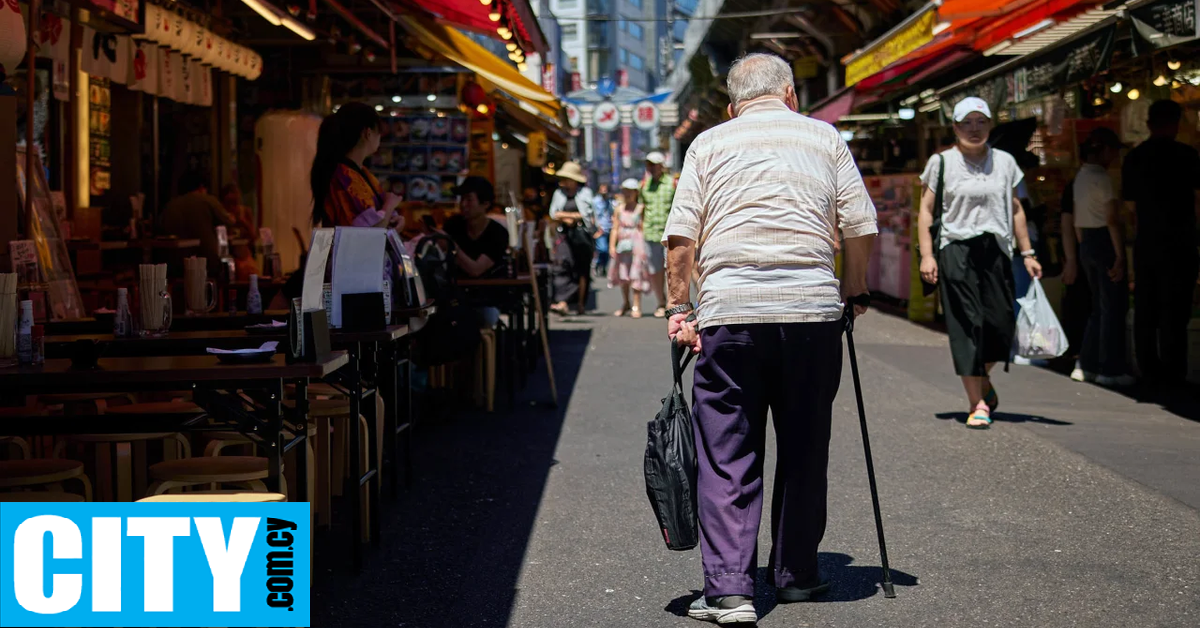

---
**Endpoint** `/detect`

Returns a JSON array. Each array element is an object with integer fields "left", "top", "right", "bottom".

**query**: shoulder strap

[{"left": 934, "top": 154, "right": 945, "bottom": 221}]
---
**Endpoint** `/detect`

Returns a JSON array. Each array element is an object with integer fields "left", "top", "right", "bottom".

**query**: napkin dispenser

[
  {"left": 340, "top": 292, "right": 385, "bottom": 332},
  {"left": 301, "top": 309, "right": 331, "bottom": 362}
]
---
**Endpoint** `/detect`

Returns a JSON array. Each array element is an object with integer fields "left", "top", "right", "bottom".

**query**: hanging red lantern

[{"left": 461, "top": 79, "right": 493, "bottom": 119}]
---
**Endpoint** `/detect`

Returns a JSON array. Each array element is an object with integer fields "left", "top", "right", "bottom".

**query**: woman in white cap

[
  {"left": 917, "top": 96, "right": 1043, "bottom": 429},
  {"left": 548, "top": 161, "right": 597, "bottom": 315},
  {"left": 608, "top": 178, "right": 650, "bottom": 317}
]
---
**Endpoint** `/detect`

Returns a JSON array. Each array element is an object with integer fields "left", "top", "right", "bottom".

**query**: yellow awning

[{"left": 398, "top": 15, "right": 561, "bottom": 119}]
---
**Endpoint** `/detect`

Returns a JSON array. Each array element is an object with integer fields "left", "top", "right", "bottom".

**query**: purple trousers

[{"left": 692, "top": 321, "right": 843, "bottom": 598}]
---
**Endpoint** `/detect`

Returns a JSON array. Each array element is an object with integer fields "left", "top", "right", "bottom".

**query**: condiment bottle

[
  {"left": 114, "top": 288, "right": 132, "bottom": 338},
  {"left": 17, "top": 300, "right": 33, "bottom": 364},
  {"left": 246, "top": 274, "right": 263, "bottom": 315}
]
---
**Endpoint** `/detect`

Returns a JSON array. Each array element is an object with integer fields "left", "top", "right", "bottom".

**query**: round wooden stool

[
  {"left": 146, "top": 456, "right": 284, "bottom": 496},
  {"left": 0, "top": 491, "right": 86, "bottom": 502},
  {"left": 0, "top": 436, "right": 30, "bottom": 460},
  {"left": 0, "top": 460, "right": 93, "bottom": 501},
  {"left": 137, "top": 491, "right": 287, "bottom": 503},
  {"left": 54, "top": 433, "right": 190, "bottom": 502}
]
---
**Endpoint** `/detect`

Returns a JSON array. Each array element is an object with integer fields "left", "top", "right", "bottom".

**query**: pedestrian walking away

[
  {"left": 663, "top": 52, "right": 878, "bottom": 625},
  {"left": 593, "top": 183, "right": 614, "bottom": 277},
  {"left": 641, "top": 151, "right": 675, "bottom": 318},
  {"left": 609, "top": 178, "right": 651, "bottom": 317},
  {"left": 1121, "top": 100, "right": 1200, "bottom": 390},
  {"left": 917, "top": 96, "right": 1043, "bottom": 430},
  {"left": 1072, "top": 127, "right": 1135, "bottom": 387},
  {"left": 548, "top": 161, "right": 597, "bottom": 316}
]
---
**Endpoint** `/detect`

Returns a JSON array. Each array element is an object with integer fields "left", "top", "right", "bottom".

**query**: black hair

[
  {"left": 178, "top": 171, "right": 207, "bottom": 194},
  {"left": 1148, "top": 100, "right": 1183, "bottom": 130},
  {"left": 310, "top": 102, "right": 381, "bottom": 227}
]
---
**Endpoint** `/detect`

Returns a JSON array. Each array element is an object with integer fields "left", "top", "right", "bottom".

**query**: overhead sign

[
  {"left": 594, "top": 101, "right": 620, "bottom": 131},
  {"left": 1130, "top": 0, "right": 1199, "bottom": 50},
  {"left": 527, "top": 131, "right": 547, "bottom": 167},
  {"left": 633, "top": 102, "right": 659, "bottom": 130},
  {"left": 793, "top": 56, "right": 819, "bottom": 80},
  {"left": 1011, "top": 23, "right": 1116, "bottom": 104},
  {"left": 597, "top": 77, "right": 617, "bottom": 98},
  {"left": 845, "top": 7, "right": 937, "bottom": 87},
  {"left": 566, "top": 104, "right": 582, "bottom": 128}
]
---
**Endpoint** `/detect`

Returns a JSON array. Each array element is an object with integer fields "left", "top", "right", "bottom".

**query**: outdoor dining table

[
  {"left": 0, "top": 352, "right": 349, "bottom": 516},
  {"left": 42, "top": 324, "right": 416, "bottom": 569},
  {"left": 44, "top": 310, "right": 290, "bottom": 336}
]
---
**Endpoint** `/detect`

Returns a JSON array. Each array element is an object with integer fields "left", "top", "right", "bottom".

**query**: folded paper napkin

[
  {"left": 206, "top": 342, "right": 279, "bottom": 355},
  {"left": 247, "top": 320, "right": 287, "bottom": 329}
]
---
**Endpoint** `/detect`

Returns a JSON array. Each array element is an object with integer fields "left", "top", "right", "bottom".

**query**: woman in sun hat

[
  {"left": 917, "top": 96, "right": 1043, "bottom": 429},
  {"left": 607, "top": 178, "right": 651, "bottom": 317},
  {"left": 548, "top": 161, "right": 597, "bottom": 315}
]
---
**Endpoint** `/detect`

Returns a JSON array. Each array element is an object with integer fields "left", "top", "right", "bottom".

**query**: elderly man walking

[{"left": 664, "top": 53, "right": 877, "bottom": 625}]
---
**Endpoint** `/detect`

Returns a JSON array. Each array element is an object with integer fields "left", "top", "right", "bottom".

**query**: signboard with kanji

[
  {"left": 633, "top": 102, "right": 659, "bottom": 130},
  {"left": 594, "top": 101, "right": 620, "bottom": 131},
  {"left": 1130, "top": 0, "right": 1199, "bottom": 50},
  {"left": 845, "top": 8, "right": 936, "bottom": 87}
]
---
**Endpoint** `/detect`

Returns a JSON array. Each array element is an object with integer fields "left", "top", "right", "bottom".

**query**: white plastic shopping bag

[{"left": 1015, "top": 278, "right": 1069, "bottom": 360}]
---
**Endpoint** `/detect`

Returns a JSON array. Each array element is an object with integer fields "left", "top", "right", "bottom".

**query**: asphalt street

[{"left": 312, "top": 285, "right": 1200, "bottom": 628}]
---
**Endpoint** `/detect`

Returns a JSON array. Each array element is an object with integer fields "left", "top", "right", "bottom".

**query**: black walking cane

[{"left": 844, "top": 293, "right": 896, "bottom": 599}]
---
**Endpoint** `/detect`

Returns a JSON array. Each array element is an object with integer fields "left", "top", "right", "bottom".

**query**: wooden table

[
  {"left": 0, "top": 352, "right": 349, "bottom": 507},
  {"left": 457, "top": 276, "right": 540, "bottom": 405},
  {"left": 42, "top": 324, "right": 414, "bottom": 568},
  {"left": 45, "top": 310, "right": 290, "bottom": 336}
]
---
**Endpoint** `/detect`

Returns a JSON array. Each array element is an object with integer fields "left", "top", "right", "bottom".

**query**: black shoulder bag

[{"left": 921, "top": 154, "right": 945, "bottom": 297}]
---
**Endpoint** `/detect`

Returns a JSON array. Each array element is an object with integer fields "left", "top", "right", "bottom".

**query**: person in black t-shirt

[
  {"left": 443, "top": 176, "right": 510, "bottom": 278},
  {"left": 1121, "top": 100, "right": 1200, "bottom": 386}
]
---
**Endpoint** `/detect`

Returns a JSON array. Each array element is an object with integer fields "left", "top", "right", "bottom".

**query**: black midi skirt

[{"left": 939, "top": 234, "right": 1016, "bottom": 377}]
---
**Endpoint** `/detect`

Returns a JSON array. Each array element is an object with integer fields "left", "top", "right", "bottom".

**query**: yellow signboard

[
  {"left": 845, "top": 9, "right": 937, "bottom": 87},
  {"left": 793, "top": 56, "right": 819, "bottom": 80}
]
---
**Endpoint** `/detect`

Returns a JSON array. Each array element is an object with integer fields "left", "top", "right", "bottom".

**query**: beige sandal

[{"left": 631, "top": 308, "right": 643, "bottom": 319}]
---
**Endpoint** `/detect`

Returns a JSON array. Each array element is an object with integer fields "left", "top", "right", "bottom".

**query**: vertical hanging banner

[
  {"left": 158, "top": 47, "right": 175, "bottom": 101},
  {"left": 37, "top": 12, "right": 71, "bottom": 100},
  {"left": 128, "top": 40, "right": 158, "bottom": 95},
  {"left": 199, "top": 64, "right": 213, "bottom": 107}
]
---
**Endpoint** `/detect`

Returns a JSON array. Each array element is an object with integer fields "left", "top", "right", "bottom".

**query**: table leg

[
  {"left": 367, "top": 342, "right": 382, "bottom": 547},
  {"left": 293, "top": 378, "right": 310, "bottom": 520},
  {"left": 267, "top": 379, "right": 284, "bottom": 494},
  {"left": 347, "top": 346, "right": 363, "bottom": 569},
  {"left": 402, "top": 338, "right": 414, "bottom": 489}
]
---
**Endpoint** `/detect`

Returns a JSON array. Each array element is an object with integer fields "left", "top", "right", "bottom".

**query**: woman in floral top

[
  {"left": 310, "top": 102, "right": 403, "bottom": 229},
  {"left": 608, "top": 179, "right": 651, "bottom": 317}
]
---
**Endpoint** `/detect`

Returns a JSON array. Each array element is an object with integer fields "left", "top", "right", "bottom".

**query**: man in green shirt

[{"left": 641, "top": 151, "right": 675, "bottom": 317}]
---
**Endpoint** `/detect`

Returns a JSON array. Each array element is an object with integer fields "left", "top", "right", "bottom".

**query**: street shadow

[
  {"left": 311, "top": 328, "right": 593, "bottom": 628},
  {"left": 936, "top": 411, "right": 1073, "bottom": 426},
  {"left": 665, "top": 553, "right": 919, "bottom": 621}
]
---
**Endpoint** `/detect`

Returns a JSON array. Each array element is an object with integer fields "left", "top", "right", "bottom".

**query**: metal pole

[{"left": 24, "top": 0, "right": 40, "bottom": 238}]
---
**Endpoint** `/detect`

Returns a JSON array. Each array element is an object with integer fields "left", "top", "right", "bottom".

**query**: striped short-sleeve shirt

[{"left": 662, "top": 98, "right": 878, "bottom": 328}]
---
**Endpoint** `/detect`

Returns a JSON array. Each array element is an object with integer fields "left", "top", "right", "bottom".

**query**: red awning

[
  {"left": 908, "top": 49, "right": 975, "bottom": 83},
  {"left": 395, "top": 0, "right": 549, "bottom": 54},
  {"left": 807, "top": 87, "right": 858, "bottom": 124}
]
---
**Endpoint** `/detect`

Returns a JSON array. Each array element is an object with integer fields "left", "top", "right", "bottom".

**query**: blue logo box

[{"left": 0, "top": 502, "right": 310, "bottom": 627}]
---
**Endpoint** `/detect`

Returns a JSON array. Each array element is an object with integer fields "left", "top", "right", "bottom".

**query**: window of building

[
  {"left": 588, "top": 51, "right": 610, "bottom": 79},
  {"left": 562, "top": 23, "right": 578, "bottom": 40},
  {"left": 628, "top": 22, "right": 643, "bottom": 39},
  {"left": 627, "top": 0, "right": 642, "bottom": 9},
  {"left": 619, "top": 48, "right": 628, "bottom": 64},
  {"left": 559, "top": 0, "right": 579, "bottom": 7},
  {"left": 629, "top": 52, "right": 644, "bottom": 70}
]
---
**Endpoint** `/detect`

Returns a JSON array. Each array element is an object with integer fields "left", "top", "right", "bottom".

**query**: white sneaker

[
  {"left": 1013, "top": 355, "right": 1033, "bottom": 366},
  {"left": 1096, "top": 374, "right": 1137, "bottom": 388},
  {"left": 1070, "top": 360, "right": 1096, "bottom": 382}
]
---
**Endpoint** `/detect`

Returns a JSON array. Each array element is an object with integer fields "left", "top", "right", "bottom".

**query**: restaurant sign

[
  {"left": 845, "top": 7, "right": 937, "bottom": 87},
  {"left": 1129, "top": 0, "right": 1199, "bottom": 50},
  {"left": 1010, "top": 24, "right": 1116, "bottom": 104}
]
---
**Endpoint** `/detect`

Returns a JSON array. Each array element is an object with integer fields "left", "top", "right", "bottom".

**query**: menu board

[
  {"left": 88, "top": 76, "right": 112, "bottom": 197},
  {"left": 1130, "top": 0, "right": 1199, "bottom": 50},
  {"left": 370, "top": 114, "right": 470, "bottom": 205}
]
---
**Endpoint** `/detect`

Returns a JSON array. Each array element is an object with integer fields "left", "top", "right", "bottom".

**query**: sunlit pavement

[{"left": 312, "top": 285, "right": 1200, "bottom": 628}]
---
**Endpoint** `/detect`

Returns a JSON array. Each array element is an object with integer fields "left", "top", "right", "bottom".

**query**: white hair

[{"left": 727, "top": 53, "right": 794, "bottom": 108}]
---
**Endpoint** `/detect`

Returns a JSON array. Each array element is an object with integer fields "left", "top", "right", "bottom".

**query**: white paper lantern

[
  {"left": 240, "top": 46, "right": 253, "bottom": 76},
  {"left": 231, "top": 45, "right": 244, "bottom": 77},
  {"left": 200, "top": 29, "right": 216, "bottom": 65},
  {"left": 155, "top": 6, "right": 173, "bottom": 47},
  {"left": 212, "top": 37, "right": 227, "bottom": 70},
  {"left": 247, "top": 51, "right": 262, "bottom": 81},
  {"left": 167, "top": 10, "right": 186, "bottom": 51},
  {"left": 178, "top": 20, "right": 195, "bottom": 57},
  {"left": 0, "top": 0, "right": 27, "bottom": 78}
]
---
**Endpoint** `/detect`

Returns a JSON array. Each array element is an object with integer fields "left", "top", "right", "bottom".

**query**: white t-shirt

[
  {"left": 1072, "top": 163, "right": 1114, "bottom": 229},
  {"left": 921, "top": 147, "right": 1023, "bottom": 257}
]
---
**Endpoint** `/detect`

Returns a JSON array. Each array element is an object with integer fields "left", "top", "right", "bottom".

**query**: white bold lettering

[
  {"left": 127, "top": 517, "right": 190, "bottom": 612},
  {"left": 195, "top": 517, "right": 260, "bottom": 613},
  {"left": 13, "top": 515, "right": 82, "bottom": 614},
  {"left": 91, "top": 517, "right": 122, "bottom": 612}
]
